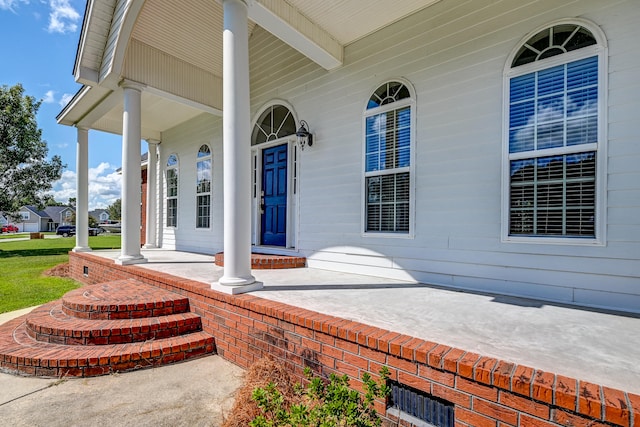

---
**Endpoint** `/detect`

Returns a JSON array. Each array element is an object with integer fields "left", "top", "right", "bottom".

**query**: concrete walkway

[
  {"left": 0, "top": 307, "right": 244, "bottom": 426},
  {"left": 95, "top": 248, "right": 640, "bottom": 396}
]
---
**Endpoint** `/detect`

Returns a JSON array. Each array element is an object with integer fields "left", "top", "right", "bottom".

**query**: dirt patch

[
  {"left": 42, "top": 263, "right": 70, "bottom": 278},
  {"left": 222, "top": 357, "right": 298, "bottom": 427}
]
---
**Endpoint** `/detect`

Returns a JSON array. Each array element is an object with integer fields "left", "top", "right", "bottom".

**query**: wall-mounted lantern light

[{"left": 296, "top": 120, "right": 313, "bottom": 150}]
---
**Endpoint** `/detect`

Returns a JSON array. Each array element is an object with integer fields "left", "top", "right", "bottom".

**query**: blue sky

[{"left": 0, "top": 0, "right": 127, "bottom": 209}]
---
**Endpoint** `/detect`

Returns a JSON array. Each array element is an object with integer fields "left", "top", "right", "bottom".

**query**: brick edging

[{"left": 69, "top": 252, "right": 639, "bottom": 427}]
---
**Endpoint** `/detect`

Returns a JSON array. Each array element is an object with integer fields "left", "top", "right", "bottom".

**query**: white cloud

[
  {"left": 0, "top": 0, "right": 28, "bottom": 12},
  {"left": 59, "top": 92, "right": 74, "bottom": 107},
  {"left": 47, "top": 0, "right": 80, "bottom": 34},
  {"left": 42, "top": 89, "right": 55, "bottom": 103},
  {"left": 51, "top": 163, "right": 122, "bottom": 210}
]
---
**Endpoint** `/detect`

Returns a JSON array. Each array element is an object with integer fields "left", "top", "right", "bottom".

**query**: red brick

[
  {"left": 511, "top": 365, "right": 534, "bottom": 397},
  {"left": 335, "top": 360, "right": 359, "bottom": 379},
  {"left": 532, "top": 371, "right": 554, "bottom": 404},
  {"left": 377, "top": 331, "right": 401, "bottom": 354},
  {"left": 359, "top": 346, "right": 386, "bottom": 364},
  {"left": 474, "top": 357, "right": 497, "bottom": 385},
  {"left": 499, "top": 391, "right": 550, "bottom": 419},
  {"left": 492, "top": 361, "right": 515, "bottom": 390},
  {"left": 387, "top": 355, "right": 417, "bottom": 374},
  {"left": 334, "top": 338, "right": 359, "bottom": 355},
  {"left": 418, "top": 364, "right": 455, "bottom": 387},
  {"left": 629, "top": 393, "right": 640, "bottom": 427},
  {"left": 398, "top": 371, "right": 431, "bottom": 394},
  {"left": 400, "top": 337, "right": 425, "bottom": 361},
  {"left": 414, "top": 340, "right": 437, "bottom": 364},
  {"left": 428, "top": 344, "right": 451, "bottom": 369},
  {"left": 519, "top": 414, "right": 556, "bottom": 427},
  {"left": 455, "top": 407, "right": 497, "bottom": 427},
  {"left": 457, "top": 377, "right": 497, "bottom": 402},
  {"left": 457, "top": 352, "right": 481, "bottom": 379},
  {"left": 322, "top": 344, "right": 343, "bottom": 361},
  {"left": 343, "top": 352, "right": 368, "bottom": 370},
  {"left": 554, "top": 375, "right": 577, "bottom": 412},
  {"left": 552, "top": 409, "right": 610, "bottom": 427},
  {"left": 578, "top": 381, "right": 602, "bottom": 419},
  {"left": 473, "top": 398, "right": 518, "bottom": 425},
  {"left": 432, "top": 383, "right": 471, "bottom": 408},
  {"left": 442, "top": 348, "right": 465, "bottom": 373},
  {"left": 602, "top": 387, "right": 631, "bottom": 426}
]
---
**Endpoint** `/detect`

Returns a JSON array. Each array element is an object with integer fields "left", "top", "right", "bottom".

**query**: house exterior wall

[
  {"left": 160, "top": 113, "right": 224, "bottom": 254},
  {"left": 158, "top": 0, "right": 640, "bottom": 313}
]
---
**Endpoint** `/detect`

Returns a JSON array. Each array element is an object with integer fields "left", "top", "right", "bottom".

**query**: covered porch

[{"left": 64, "top": 248, "right": 640, "bottom": 426}]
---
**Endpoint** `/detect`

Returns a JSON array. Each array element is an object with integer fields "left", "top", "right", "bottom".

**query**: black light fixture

[{"left": 296, "top": 120, "right": 313, "bottom": 150}]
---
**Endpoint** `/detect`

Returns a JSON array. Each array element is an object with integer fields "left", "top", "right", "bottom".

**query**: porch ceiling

[{"left": 60, "top": 0, "right": 443, "bottom": 137}]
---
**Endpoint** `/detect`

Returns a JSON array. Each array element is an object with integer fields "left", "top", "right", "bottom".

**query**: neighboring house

[
  {"left": 89, "top": 209, "right": 110, "bottom": 224},
  {"left": 44, "top": 206, "right": 75, "bottom": 231},
  {"left": 19, "top": 206, "right": 75, "bottom": 232},
  {"left": 58, "top": 1, "right": 640, "bottom": 313}
]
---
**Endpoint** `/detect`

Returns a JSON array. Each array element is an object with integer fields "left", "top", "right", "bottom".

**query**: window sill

[
  {"left": 502, "top": 235, "right": 605, "bottom": 246},
  {"left": 362, "top": 231, "right": 414, "bottom": 239}
]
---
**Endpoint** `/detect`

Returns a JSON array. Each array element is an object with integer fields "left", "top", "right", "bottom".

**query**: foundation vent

[{"left": 388, "top": 381, "right": 454, "bottom": 427}]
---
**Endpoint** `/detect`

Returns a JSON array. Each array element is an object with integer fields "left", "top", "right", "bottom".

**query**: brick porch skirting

[{"left": 68, "top": 252, "right": 639, "bottom": 427}]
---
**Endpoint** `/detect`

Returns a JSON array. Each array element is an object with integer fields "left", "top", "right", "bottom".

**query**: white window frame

[
  {"left": 195, "top": 145, "right": 212, "bottom": 229},
  {"left": 361, "top": 78, "right": 416, "bottom": 239},
  {"left": 166, "top": 153, "right": 179, "bottom": 228},
  {"left": 501, "top": 19, "right": 607, "bottom": 246},
  {"left": 20, "top": 211, "right": 30, "bottom": 220}
]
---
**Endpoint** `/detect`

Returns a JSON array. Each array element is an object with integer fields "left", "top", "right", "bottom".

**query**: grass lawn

[{"left": 0, "top": 235, "right": 121, "bottom": 313}]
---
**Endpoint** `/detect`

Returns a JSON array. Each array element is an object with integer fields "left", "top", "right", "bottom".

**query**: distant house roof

[
  {"left": 89, "top": 209, "right": 109, "bottom": 221},
  {"left": 23, "top": 206, "right": 75, "bottom": 222},
  {"left": 23, "top": 206, "right": 50, "bottom": 218}
]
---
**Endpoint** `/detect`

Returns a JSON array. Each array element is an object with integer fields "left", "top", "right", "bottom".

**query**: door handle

[{"left": 260, "top": 198, "right": 265, "bottom": 214}]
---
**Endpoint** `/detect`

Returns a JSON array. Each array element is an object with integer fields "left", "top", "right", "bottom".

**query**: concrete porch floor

[{"left": 92, "top": 248, "right": 640, "bottom": 396}]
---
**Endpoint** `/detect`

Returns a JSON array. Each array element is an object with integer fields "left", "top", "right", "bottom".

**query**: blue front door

[{"left": 261, "top": 144, "right": 287, "bottom": 246}]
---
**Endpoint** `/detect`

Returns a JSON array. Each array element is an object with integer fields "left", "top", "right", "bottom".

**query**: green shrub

[{"left": 250, "top": 366, "right": 390, "bottom": 427}]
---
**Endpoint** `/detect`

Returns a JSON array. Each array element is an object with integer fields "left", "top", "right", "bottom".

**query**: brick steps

[
  {"left": 25, "top": 303, "right": 202, "bottom": 345},
  {"left": 0, "top": 279, "right": 214, "bottom": 378},
  {"left": 214, "top": 252, "right": 306, "bottom": 269}
]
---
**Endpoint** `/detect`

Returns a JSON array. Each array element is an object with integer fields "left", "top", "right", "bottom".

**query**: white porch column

[
  {"left": 144, "top": 139, "right": 159, "bottom": 249},
  {"left": 116, "top": 81, "right": 147, "bottom": 265},
  {"left": 73, "top": 126, "right": 91, "bottom": 252},
  {"left": 214, "top": 0, "right": 261, "bottom": 293}
]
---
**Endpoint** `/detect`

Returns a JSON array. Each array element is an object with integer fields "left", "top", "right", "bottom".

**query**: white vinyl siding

[{"left": 153, "top": 0, "right": 640, "bottom": 313}]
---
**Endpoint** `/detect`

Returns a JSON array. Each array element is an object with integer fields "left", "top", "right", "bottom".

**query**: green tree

[
  {"left": 0, "top": 84, "right": 64, "bottom": 219},
  {"left": 106, "top": 198, "right": 121, "bottom": 221},
  {"left": 88, "top": 215, "right": 98, "bottom": 228}
]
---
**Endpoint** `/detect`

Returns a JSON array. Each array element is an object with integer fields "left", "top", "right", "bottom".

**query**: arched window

[
  {"left": 504, "top": 21, "right": 605, "bottom": 241},
  {"left": 196, "top": 145, "right": 212, "bottom": 228},
  {"left": 363, "top": 81, "right": 414, "bottom": 235},
  {"left": 166, "top": 154, "right": 178, "bottom": 227},
  {"left": 251, "top": 104, "right": 297, "bottom": 146}
]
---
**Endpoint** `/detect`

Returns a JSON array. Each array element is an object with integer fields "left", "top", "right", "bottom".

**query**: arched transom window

[
  {"left": 251, "top": 104, "right": 297, "bottom": 145},
  {"left": 196, "top": 145, "right": 212, "bottom": 228},
  {"left": 505, "top": 22, "right": 604, "bottom": 240},
  {"left": 363, "top": 81, "right": 414, "bottom": 235},
  {"left": 166, "top": 154, "right": 179, "bottom": 227}
]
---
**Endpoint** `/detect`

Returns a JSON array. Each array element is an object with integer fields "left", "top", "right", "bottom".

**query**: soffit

[
  {"left": 286, "top": 0, "right": 443, "bottom": 45},
  {"left": 131, "top": 0, "right": 256, "bottom": 76},
  {"left": 129, "top": 0, "right": 441, "bottom": 75},
  {"left": 89, "top": 91, "right": 206, "bottom": 140}
]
